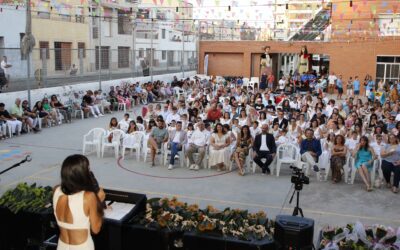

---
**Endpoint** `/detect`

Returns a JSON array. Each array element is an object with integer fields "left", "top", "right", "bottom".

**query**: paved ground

[{"left": 0, "top": 108, "right": 399, "bottom": 244}]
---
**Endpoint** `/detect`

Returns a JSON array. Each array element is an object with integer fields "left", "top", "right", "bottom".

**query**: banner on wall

[{"left": 204, "top": 54, "right": 209, "bottom": 76}]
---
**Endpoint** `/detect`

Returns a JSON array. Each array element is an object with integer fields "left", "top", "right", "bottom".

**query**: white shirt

[
  {"left": 328, "top": 75, "right": 337, "bottom": 85},
  {"left": 190, "top": 129, "right": 208, "bottom": 147},
  {"left": 345, "top": 138, "right": 358, "bottom": 151},
  {"left": 172, "top": 131, "right": 181, "bottom": 143},
  {"left": 166, "top": 113, "right": 180, "bottom": 124},
  {"left": 260, "top": 134, "right": 270, "bottom": 151},
  {"left": 371, "top": 142, "right": 386, "bottom": 157},
  {"left": 250, "top": 127, "right": 261, "bottom": 139},
  {"left": 396, "top": 113, "right": 400, "bottom": 121},
  {"left": 118, "top": 119, "right": 131, "bottom": 132},
  {"left": 1, "top": 60, "right": 10, "bottom": 75},
  {"left": 278, "top": 79, "right": 286, "bottom": 90}
]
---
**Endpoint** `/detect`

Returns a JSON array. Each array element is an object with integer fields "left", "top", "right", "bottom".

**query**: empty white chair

[
  {"left": 101, "top": 129, "right": 125, "bottom": 158},
  {"left": 242, "top": 78, "right": 250, "bottom": 87},
  {"left": 250, "top": 77, "right": 259, "bottom": 83},
  {"left": 82, "top": 128, "right": 106, "bottom": 158},
  {"left": 274, "top": 143, "right": 300, "bottom": 177},
  {"left": 121, "top": 132, "right": 144, "bottom": 160}
]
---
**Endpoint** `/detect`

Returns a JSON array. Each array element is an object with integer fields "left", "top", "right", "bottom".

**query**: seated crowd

[
  {"left": 105, "top": 75, "right": 400, "bottom": 194},
  {"left": 0, "top": 80, "right": 186, "bottom": 139}
]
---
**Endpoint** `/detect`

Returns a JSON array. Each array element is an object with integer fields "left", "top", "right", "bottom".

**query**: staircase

[{"left": 290, "top": 6, "right": 331, "bottom": 41}]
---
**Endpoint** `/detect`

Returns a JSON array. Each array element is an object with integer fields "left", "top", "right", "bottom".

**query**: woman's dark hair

[
  {"left": 359, "top": 136, "right": 369, "bottom": 150},
  {"left": 128, "top": 120, "right": 137, "bottom": 133},
  {"left": 334, "top": 134, "right": 345, "bottom": 145},
  {"left": 240, "top": 125, "right": 251, "bottom": 139},
  {"left": 136, "top": 116, "right": 144, "bottom": 124},
  {"left": 213, "top": 123, "right": 226, "bottom": 134},
  {"left": 259, "top": 111, "right": 266, "bottom": 120},
  {"left": 187, "top": 123, "right": 194, "bottom": 130},
  {"left": 300, "top": 45, "right": 308, "bottom": 56},
  {"left": 223, "top": 124, "right": 230, "bottom": 132},
  {"left": 109, "top": 117, "right": 118, "bottom": 127},
  {"left": 60, "top": 155, "right": 104, "bottom": 216}
]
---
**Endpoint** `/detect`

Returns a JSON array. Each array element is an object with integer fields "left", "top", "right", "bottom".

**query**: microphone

[{"left": 21, "top": 155, "right": 32, "bottom": 164}]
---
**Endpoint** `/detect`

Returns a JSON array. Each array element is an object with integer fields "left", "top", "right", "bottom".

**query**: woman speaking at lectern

[{"left": 53, "top": 154, "right": 105, "bottom": 250}]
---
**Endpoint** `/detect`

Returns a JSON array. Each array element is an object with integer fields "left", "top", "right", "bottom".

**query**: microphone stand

[{"left": 0, "top": 156, "right": 31, "bottom": 176}]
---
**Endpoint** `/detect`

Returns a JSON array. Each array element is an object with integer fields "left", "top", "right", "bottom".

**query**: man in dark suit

[
  {"left": 253, "top": 124, "right": 276, "bottom": 174},
  {"left": 272, "top": 110, "right": 288, "bottom": 129}
]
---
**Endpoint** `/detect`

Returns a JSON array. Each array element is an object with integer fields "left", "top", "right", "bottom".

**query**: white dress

[{"left": 209, "top": 133, "right": 230, "bottom": 167}]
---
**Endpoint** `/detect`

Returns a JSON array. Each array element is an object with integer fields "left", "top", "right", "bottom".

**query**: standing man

[
  {"left": 167, "top": 121, "right": 187, "bottom": 170},
  {"left": 300, "top": 128, "right": 322, "bottom": 172},
  {"left": 328, "top": 72, "right": 337, "bottom": 95},
  {"left": 336, "top": 75, "right": 344, "bottom": 100},
  {"left": 353, "top": 76, "right": 360, "bottom": 96},
  {"left": 1, "top": 56, "right": 12, "bottom": 89},
  {"left": 253, "top": 124, "right": 276, "bottom": 174}
]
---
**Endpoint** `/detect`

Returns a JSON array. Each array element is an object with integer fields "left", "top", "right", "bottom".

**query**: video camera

[{"left": 290, "top": 166, "right": 309, "bottom": 191}]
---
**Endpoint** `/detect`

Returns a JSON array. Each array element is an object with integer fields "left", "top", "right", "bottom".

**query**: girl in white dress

[
  {"left": 238, "top": 110, "right": 250, "bottom": 128},
  {"left": 220, "top": 112, "right": 231, "bottom": 125},
  {"left": 209, "top": 123, "right": 231, "bottom": 171}
]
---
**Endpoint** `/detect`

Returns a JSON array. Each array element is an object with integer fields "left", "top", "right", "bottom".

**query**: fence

[{"left": 0, "top": 48, "right": 198, "bottom": 93}]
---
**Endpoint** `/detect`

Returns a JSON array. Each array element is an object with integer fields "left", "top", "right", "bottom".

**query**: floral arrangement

[
  {"left": 319, "top": 222, "right": 400, "bottom": 250},
  {"left": 136, "top": 197, "right": 273, "bottom": 241}
]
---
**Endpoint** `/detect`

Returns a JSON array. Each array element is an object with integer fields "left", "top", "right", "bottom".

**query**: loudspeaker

[{"left": 274, "top": 215, "right": 314, "bottom": 250}]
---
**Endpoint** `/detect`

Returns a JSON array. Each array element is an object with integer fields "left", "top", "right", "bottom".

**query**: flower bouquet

[
  {"left": 319, "top": 222, "right": 400, "bottom": 250},
  {"left": 135, "top": 197, "right": 273, "bottom": 242}
]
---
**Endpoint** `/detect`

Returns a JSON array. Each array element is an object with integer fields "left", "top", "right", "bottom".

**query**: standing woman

[
  {"left": 238, "top": 109, "right": 250, "bottom": 128},
  {"left": 53, "top": 154, "right": 105, "bottom": 250},
  {"left": 209, "top": 123, "right": 231, "bottom": 171},
  {"left": 330, "top": 135, "right": 348, "bottom": 183},
  {"left": 353, "top": 136, "right": 376, "bottom": 191},
  {"left": 380, "top": 134, "right": 400, "bottom": 193},
  {"left": 234, "top": 125, "right": 252, "bottom": 176}
]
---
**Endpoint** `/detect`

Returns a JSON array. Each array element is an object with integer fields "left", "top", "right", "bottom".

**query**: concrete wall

[
  {"left": 0, "top": 5, "right": 28, "bottom": 78},
  {"left": 0, "top": 71, "right": 196, "bottom": 109},
  {"left": 199, "top": 40, "right": 400, "bottom": 92}
]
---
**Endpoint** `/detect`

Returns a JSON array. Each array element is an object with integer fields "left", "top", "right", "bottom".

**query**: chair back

[
  {"left": 85, "top": 128, "right": 106, "bottom": 142},
  {"left": 277, "top": 143, "right": 299, "bottom": 161},
  {"left": 109, "top": 129, "right": 125, "bottom": 144}
]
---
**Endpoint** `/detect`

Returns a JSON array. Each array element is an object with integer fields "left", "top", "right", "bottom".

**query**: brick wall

[{"left": 199, "top": 40, "right": 400, "bottom": 93}]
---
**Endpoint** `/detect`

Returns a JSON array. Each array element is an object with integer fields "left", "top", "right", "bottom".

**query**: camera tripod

[{"left": 289, "top": 185, "right": 304, "bottom": 217}]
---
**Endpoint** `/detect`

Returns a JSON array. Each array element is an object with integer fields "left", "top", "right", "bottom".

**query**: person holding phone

[{"left": 53, "top": 154, "right": 105, "bottom": 250}]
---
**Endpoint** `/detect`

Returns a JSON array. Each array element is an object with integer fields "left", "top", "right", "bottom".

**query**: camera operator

[
  {"left": 253, "top": 124, "right": 276, "bottom": 174},
  {"left": 53, "top": 154, "right": 105, "bottom": 250},
  {"left": 300, "top": 128, "right": 322, "bottom": 172}
]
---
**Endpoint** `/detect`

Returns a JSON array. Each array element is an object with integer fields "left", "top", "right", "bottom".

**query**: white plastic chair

[
  {"left": 83, "top": 128, "right": 107, "bottom": 158},
  {"left": 101, "top": 129, "right": 125, "bottom": 158},
  {"left": 118, "top": 102, "right": 126, "bottom": 113},
  {"left": 121, "top": 132, "right": 144, "bottom": 160},
  {"left": 163, "top": 142, "right": 185, "bottom": 168},
  {"left": 349, "top": 157, "right": 379, "bottom": 186},
  {"left": 274, "top": 143, "right": 300, "bottom": 177},
  {"left": 242, "top": 78, "right": 250, "bottom": 87}
]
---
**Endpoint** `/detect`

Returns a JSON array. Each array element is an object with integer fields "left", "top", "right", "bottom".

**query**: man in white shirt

[
  {"left": 166, "top": 107, "right": 180, "bottom": 125},
  {"left": 252, "top": 124, "right": 277, "bottom": 174},
  {"left": 0, "top": 56, "right": 12, "bottom": 88},
  {"left": 118, "top": 113, "right": 131, "bottom": 132},
  {"left": 328, "top": 72, "right": 337, "bottom": 94},
  {"left": 250, "top": 121, "right": 261, "bottom": 139},
  {"left": 278, "top": 76, "right": 286, "bottom": 92},
  {"left": 167, "top": 122, "right": 187, "bottom": 170},
  {"left": 186, "top": 122, "right": 208, "bottom": 170}
]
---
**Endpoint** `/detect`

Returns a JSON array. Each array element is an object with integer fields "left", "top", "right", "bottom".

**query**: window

[
  {"left": 54, "top": 42, "right": 72, "bottom": 71},
  {"left": 77, "top": 42, "right": 86, "bottom": 58},
  {"left": 37, "top": 0, "right": 50, "bottom": 19},
  {"left": 104, "top": 17, "right": 112, "bottom": 37},
  {"left": 39, "top": 41, "right": 50, "bottom": 59},
  {"left": 118, "top": 46, "right": 130, "bottom": 68},
  {"left": 75, "top": 7, "right": 84, "bottom": 23},
  {"left": 95, "top": 46, "right": 110, "bottom": 70},
  {"left": 139, "top": 48, "right": 144, "bottom": 58},
  {"left": 162, "top": 50, "right": 166, "bottom": 60},
  {"left": 376, "top": 56, "right": 400, "bottom": 84},
  {"left": 118, "top": 10, "right": 132, "bottom": 35},
  {"left": 162, "top": 29, "right": 166, "bottom": 39}
]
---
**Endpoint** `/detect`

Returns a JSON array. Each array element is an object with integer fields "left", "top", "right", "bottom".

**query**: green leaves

[{"left": 0, "top": 182, "right": 53, "bottom": 214}]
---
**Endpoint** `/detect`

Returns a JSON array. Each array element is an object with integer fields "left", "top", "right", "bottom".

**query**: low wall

[{"left": 0, "top": 71, "right": 196, "bottom": 109}]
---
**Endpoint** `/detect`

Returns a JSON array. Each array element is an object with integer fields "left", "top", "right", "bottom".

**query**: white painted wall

[
  {"left": 0, "top": 71, "right": 196, "bottom": 109},
  {"left": 0, "top": 5, "right": 29, "bottom": 78}
]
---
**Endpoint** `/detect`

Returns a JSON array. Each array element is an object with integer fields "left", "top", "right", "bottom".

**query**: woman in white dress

[
  {"left": 238, "top": 110, "right": 250, "bottom": 128},
  {"left": 288, "top": 117, "right": 301, "bottom": 144},
  {"left": 297, "top": 113, "right": 308, "bottom": 132},
  {"left": 258, "top": 111, "right": 269, "bottom": 127},
  {"left": 209, "top": 123, "right": 231, "bottom": 171},
  {"left": 319, "top": 133, "right": 336, "bottom": 171},
  {"left": 220, "top": 112, "right": 231, "bottom": 125}
]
